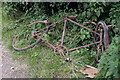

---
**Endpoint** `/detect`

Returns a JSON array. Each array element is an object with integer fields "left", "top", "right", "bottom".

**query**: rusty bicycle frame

[
  {"left": 12, "top": 14, "right": 110, "bottom": 61},
  {"left": 30, "top": 14, "right": 102, "bottom": 57}
]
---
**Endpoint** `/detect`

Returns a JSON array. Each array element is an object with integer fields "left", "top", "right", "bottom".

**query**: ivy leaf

[
  {"left": 106, "top": 18, "right": 110, "bottom": 23},
  {"left": 87, "top": 11, "right": 91, "bottom": 17},
  {"left": 112, "top": 19, "right": 115, "bottom": 24},
  {"left": 96, "top": 11, "right": 100, "bottom": 17},
  {"left": 82, "top": 11, "right": 86, "bottom": 17},
  {"left": 91, "top": 8, "right": 94, "bottom": 11},
  {"left": 86, "top": 32, "right": 89, "bottom": 34},
  {"left": 20, "top": 40, "right": 23, "bottom": 45},
  {"left": 87, "top": 35, "right": 90, "bottom": 38},
  {"left": 92, "top": 16, "right": 97, "bottom": 21},
  {"left": 84, "top": 3, "right": 88, "bottom": 10},
  {"left": 102, "top": 2, "right": 106, "bottom": 6},
  {"left": 81, "top": 35, "right": 85, "bottom": 40},
  {"left": 99, "top": 7, "right": 104, "bottom": 12}
]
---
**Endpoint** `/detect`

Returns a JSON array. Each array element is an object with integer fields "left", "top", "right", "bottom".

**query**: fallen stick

[{"left": 85, "top": 64, "right": 98, "bottom": 70}]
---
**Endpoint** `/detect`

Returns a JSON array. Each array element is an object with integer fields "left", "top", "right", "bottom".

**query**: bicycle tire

[
  {"left": 97, "top": 21, "right": 109, "bottom": 49},
  {"left": 95, "top": 21, "right": 109, "bottom": 63},
  {"left": 12, "top": 24, "right": 50, "bottom": 51}
]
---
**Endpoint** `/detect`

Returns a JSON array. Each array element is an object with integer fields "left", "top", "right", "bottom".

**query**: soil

[{"left": 0, "top": 40, "right": 30, "bottom": 78}]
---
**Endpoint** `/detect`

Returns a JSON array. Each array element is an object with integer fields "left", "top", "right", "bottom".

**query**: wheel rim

[
  {"left": 12, "top": 22, "right": 49, "bottom": 51},
  {"left": 95, "top": 21, "right": 109, "bottom": 62}
]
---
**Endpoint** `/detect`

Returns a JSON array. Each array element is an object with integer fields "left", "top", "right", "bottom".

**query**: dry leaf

[{"left": 79, "top": 65, "right": 99, "bottom": 78}]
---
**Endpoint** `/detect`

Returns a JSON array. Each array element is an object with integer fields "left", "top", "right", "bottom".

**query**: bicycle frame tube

[
  {"left": 66, "top": 18, "right": 100, "bottom": 36},
  {"left": 61, "top": 20, "right": 67, "bottom": 47},
  {"left": 36, "top": 19, "right": 65, "bottom": 33},
  {"left": 69, "top": 41, "right": 100, "bottom": 52},
  {"left": 36, "top": 34, "right": 56, "bottom": 49}
]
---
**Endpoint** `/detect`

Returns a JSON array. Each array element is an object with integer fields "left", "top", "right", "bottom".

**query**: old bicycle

[{"left": 12, "top": 14, "right": 110, "bottom": 61}]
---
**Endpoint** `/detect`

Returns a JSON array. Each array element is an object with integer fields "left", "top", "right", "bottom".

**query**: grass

[
  {"left": 2, "top": 10, "right": 97, "bottom": 78},
  {"left": 0, "top": 7, "right": 2, "bottom": 43}
]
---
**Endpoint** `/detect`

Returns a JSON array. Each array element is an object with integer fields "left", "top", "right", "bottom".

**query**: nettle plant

[
  {"left": 97, "top": 35, "right": 119, "bottom": 78},
  {"left": 96, "top": 3, "right": 120, "bottom": 78}
]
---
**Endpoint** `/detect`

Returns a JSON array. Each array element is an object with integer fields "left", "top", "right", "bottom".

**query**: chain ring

[{"left": 54, "top": 45, "right": 68, "bottom": 57}]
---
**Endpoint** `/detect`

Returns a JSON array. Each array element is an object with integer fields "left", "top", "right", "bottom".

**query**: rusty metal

[
  {"left": 54, "top": 45, "right": 68, "bottom": 57},
  {"left": 97, "top": 21, "right": 109, "bottom": 49},
  {"left": 84, "top": 21, "right": 97, "bottom": 26},
  {"left": 96, "top": 29, "right": 102, "bottom": 62},
  {"left": 12, "top": 24, "right": 50, "bottom": 51},
  {"left": 35, "top": 19, "right": 64, "bottom": 33},
  {"left": 12, "top": 14, "right": 109, "bottom": 58},
  {"left": 69, "top": 41, "right": 100, "bottom": 52},
  {"left": 36, "top": 35, "right": 56, "bottom": 49},
  {"left": 95, "top": 20, "right": 110, "bottom": 62},
  {"left": 61, "top": 20, "right": 67, "bottom": 47},
  {"left": 29, "top": 20, "right": 49, "bottom": 26},
  {"left": 63, "top": 14, "right": 78, "bottom": 19},
  {"left": 66, "top": 18, "right": 100, "bottom": 36}
]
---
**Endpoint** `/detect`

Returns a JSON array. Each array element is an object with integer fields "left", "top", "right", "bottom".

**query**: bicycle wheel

[
  {"left": 97, "top": 21, "right": 109, "bottom": 49},
  {"left": 12, "top": 21, "right": 50, "bottom": 51},
  {"left": 95, "top": 21, "right": 109, "bottom": 62}
]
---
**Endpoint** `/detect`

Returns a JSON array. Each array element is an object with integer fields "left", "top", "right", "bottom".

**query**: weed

[{"left": 2, "top": 2, "right": 119, "bottom": 78}]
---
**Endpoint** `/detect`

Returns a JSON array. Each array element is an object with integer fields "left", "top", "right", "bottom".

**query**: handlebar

[
  {"left": 63, "top": 14, "right": 78, "bottom": 19},
  {"left": 84, "top": 21, "right": 97, "bottom": 26},
  {"left": 29, "top": 20, "right": 49, "bottom": 26}
]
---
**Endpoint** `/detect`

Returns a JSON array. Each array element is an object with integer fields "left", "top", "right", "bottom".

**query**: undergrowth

[
  {"left": 2, "top": 9, "right": 95, "bottom": 78},
  {"left": 2, "top": 2, "right": 120, "bottom": 78}
]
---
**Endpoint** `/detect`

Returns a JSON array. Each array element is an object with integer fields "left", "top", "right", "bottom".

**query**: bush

[
  {"left": 97, "top": 35, "right": 119, "bottom": 78},
  {"left": 2, "top": 2, "right": 120, "bottom": 78}
]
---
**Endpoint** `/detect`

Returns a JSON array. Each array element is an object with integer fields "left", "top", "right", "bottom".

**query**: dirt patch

[{"left": 0, "top": 41, "right": 30, "bottom": 78}]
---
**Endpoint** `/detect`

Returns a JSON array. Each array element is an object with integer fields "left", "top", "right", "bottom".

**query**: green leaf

[
  {"left": 86, "top": 32, "right": 89, "bottom": 34},
  {"left": 87, "top": 11, "right": 91, "bottom": 17},
  {"left": 82, "top": 11, "right": 86, "bottom": 17},
  {"left": 83, "top": 3, "right": 87, "bottom": 10},
  {"left": 87, "top": 35, "right": 90, "bottom": 38},
  {"left": 100, "top": 7, "right": 104, "bottom": 12},
  {"left": 105, "top": 71, "right": 112, "bottom": 78},
  {"left": 20, "top": 40, "right": 23, "bottom": 45},
  {"left": 106, "top": 18, "right": 110, "bottom": 23},
  {"left": 113, "top": 70, "right": 119, "bottom": 78},
  {"left": 81, "top": 35, "right": 85, "bottom": 40},
  {"left": 112, "top": 19, "right": 115, "bottom": 24},
  {"left": 102, "top": 2, "right": 106, "bottom": 6},
  {"left": 92, "top": 16, "right": 97, "bottom": 21},
  {"left": 96, "top": 11, "right": 100, "bottom": 17}
]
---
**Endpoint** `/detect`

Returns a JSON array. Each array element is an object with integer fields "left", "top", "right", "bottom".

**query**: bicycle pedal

[{"left": 65, "top": 58, "right": 72, "bottom": 62}]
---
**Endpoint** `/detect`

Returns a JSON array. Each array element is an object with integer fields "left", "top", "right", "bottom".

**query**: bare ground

[{"left": 0, "top": 41, "right": 30, "bottom": 78}]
